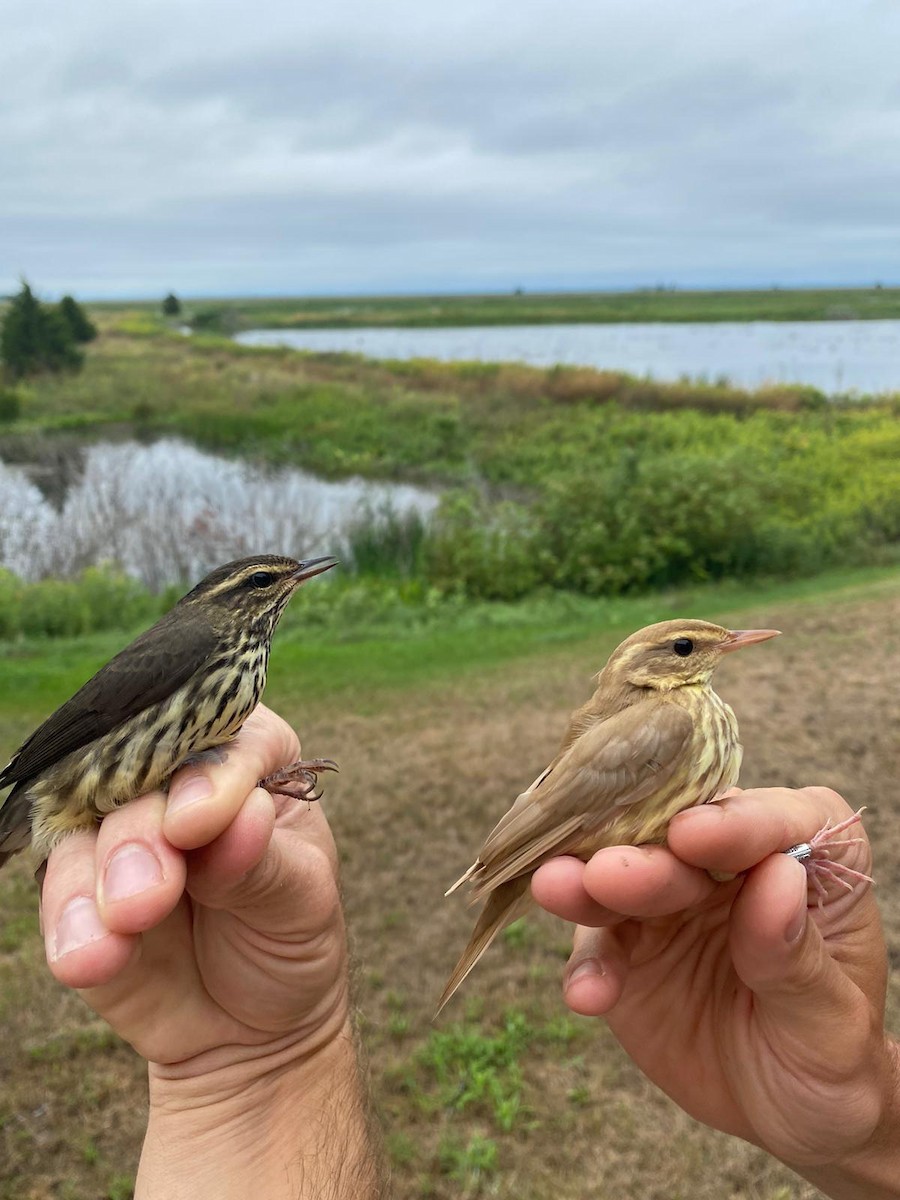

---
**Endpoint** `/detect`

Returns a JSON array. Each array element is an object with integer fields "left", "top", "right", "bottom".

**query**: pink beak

[{"left": 721, "top": 628, "right": 781, "bottom": 654}]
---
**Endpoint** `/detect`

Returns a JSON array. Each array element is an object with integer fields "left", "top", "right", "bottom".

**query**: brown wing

[
  {"left": 471, "top": 699, "right": 693, "bottom": 894},
  {"left": 0, "top": 607, "right": 217, "bottom": 788}
]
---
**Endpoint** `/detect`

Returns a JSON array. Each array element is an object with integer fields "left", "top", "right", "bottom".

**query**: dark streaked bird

[
  {"left": 437, "top": 618, "right": 780, "bottom": 1015},
  {"left": 0, "top": 555, "right": 338, "bottom": 870}
]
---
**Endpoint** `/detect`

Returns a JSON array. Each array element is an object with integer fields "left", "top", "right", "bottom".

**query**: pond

[
  {"left": 236, "top": 319, "right": 900, "bottom": 396},
  {"left": 0, "top": 439, "right": 438, "bottom": 588}
]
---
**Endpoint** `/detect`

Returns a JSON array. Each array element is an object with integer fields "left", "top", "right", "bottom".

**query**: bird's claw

[
  {"left": 785, "top": 807, "right": 874, "bottom": 909},
  {"left": 259, "top": 758, "right": 339, "bottom": 803}
]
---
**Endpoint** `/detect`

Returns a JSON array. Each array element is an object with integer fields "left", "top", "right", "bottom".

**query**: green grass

[
  {"left": 0, "top": 565, "right": 896, "bottom": 744},
  {"left": 0, "top": 559, "right": 896, "bottom": 1200},
  {"left": 88, "top": 286, "right": 900, "bottom": 331}
]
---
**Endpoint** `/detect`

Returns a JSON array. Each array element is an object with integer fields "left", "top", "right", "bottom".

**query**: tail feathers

[
  {"left": 445, "top": 859, "right": 482, "bottom": 897},
  {"left": 0, "top": 785, "right": 32, "bottom": 871},
  {"left": 435, "top": 876, "right": 532, "bottom": 1017}
]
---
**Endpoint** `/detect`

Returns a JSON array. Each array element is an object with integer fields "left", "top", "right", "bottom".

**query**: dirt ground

[{"left": 1, "top": 582, "right": 898, "bottom": 1198}]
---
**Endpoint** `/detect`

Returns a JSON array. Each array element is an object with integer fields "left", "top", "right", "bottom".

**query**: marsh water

[
  {"left": 237, "top": 319, "right": 900, "bottom": 396},
  {"left": 0, "top": 439, "right": 438, "bottom": 587}
]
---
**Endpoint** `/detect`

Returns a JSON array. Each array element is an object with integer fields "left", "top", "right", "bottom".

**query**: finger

[
  {"left": 562, "top": 925, "right": 630, "bottom": 1017},
  {"left": 42, "top": 833, "right": 139, "bottom": 990},
  {"left": 185, "top": 786, "right": 276, "bottom": 894},
  {"left": 533, "top": 848, "right": 716, "bottom": 925},
  {"left": 582, "top": 845, "right": 718, "bottom": 917},
  {"left": 163, "top": 704, "right": 300, "bottom": 851},
  {"left": 95, "top": 792, "right": 187, "bottom": 934},
  {"left": 186, "top": 802, "right": 341, "bottom": 938},
  {"left": 532, "top": 857, "right": 624, "bottom": 927},
  {"left": 668, "top": 787, "right": 866, "bottom": 876},
  {"left": 729, "top": 853, "right": 882, "bottom": 1065}
]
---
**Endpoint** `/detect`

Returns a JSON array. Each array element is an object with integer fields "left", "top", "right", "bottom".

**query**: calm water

[{"left": 237, "top": 320, "right": 900, "bottom": 396}]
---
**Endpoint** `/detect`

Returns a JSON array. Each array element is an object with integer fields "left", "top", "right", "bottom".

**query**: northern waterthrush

[
  {"left": 437, "top": 619, "right": 781, "bottom": 1013},
  {"left": 0, "top": 554, "right": 337, "bottom": 871}
]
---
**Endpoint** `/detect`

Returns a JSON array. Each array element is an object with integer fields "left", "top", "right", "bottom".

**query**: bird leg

[
  {"left": 259, "top": 758, "right": 339, "bottom": 802},
  {"left": 785, "top": 807, "right": 874, "bottom": 908}
]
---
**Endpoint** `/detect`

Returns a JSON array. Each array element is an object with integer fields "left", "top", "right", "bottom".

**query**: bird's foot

[
  {"left": 785, "top": 808, "right": 874, "bottom": 909},
  {"left": 259, "top": 758, "right": 339, "bottom": 803}
]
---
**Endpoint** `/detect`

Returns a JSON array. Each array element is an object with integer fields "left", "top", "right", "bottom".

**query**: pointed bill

[
  {"left": 292, "top": 556, "right": 338, "bottom": 584},
  {"left": 721, "top": 628, "right": 781, "bottom": 654}
]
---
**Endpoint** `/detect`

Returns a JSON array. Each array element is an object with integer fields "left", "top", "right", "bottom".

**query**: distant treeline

[{"left": 87, "top": 285, "right": 900, "bottom": 335}]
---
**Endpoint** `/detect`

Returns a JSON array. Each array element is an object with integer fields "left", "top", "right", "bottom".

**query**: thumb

[{"left": 729, "top": 854, "right": 871, "bottom": 1068}]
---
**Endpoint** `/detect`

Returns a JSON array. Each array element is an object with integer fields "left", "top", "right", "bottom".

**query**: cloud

[{"left": 2, "top": 0, "right": 900, "bottom": 296}]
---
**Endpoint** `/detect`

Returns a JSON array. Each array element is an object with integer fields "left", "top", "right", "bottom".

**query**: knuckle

[{"left": 800, "top": 785, "right": 846, "bottom": 809}]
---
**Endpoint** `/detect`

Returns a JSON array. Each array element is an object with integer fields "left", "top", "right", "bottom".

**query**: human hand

[
  {"left": 41, "top": 701, "right": 347, "bottom": 1083},
  {"left": 39, "top": 704, "right": 381, "bottom": 1199},
  {"left": 531, "top": 787, "right": 897, "bottom": 1178}
]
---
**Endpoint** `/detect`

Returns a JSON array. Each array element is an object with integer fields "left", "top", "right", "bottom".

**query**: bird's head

[
  {"left": 600, "top": 619, "right": 780, "bottom": 691},
  {"left": 180, "top": 554, "right": 338, "bottom": 633}
]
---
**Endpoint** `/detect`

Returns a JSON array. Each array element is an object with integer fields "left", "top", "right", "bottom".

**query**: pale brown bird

[{"left": 437, "top": 618, "right": 779, "bottom": 1015}]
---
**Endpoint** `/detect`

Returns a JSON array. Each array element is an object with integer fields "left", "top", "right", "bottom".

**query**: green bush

[
  {"left": 424, "top": 491, "right": 541, "bottom": 600},
  {"left": 0, "top": 567, "right": 162, "bottom": 639},
  {"left": 0, "top": 388, "right": 21, "bottom": 422}
]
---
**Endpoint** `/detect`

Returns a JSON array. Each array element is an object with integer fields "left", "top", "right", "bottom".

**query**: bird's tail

[
  {"left": 435, "top": 876, "right": 532, "bottom": 1017},
  {"left": 0, "top": 785, "right": 32, "bottom": 871}
]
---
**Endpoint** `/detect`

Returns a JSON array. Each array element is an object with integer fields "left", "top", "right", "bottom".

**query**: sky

[{"left": 2, "top": 0, "right": 900, "bottom": 299}]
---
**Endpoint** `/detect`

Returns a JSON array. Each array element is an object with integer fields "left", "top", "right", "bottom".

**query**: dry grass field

[{"left": 0, "top": 577, "right": 898, "bottom": 1198}]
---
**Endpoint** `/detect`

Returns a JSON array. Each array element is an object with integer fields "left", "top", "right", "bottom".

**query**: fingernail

[
  {"left": 167, "top": 774, "right": 212, "bottom": 814},
  {"left": 785, "top": 881, "right": 809, "bottom": 944},
  {"left": 51, "top": 896, "right": 108, "bottom": 961},
  {"left": 103, "top": 843, "right": 163, "bottom": 902},
  {"left": 566, "top": 958, "right": 604, "bottom": 988}
]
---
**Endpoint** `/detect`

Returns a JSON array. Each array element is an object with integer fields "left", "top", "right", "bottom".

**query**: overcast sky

[{"left": 3, "top": 0, "right": 899, "bottom": 299}]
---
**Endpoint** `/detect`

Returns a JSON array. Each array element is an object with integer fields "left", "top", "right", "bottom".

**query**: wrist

[
  {"left": 797, "top": 1037, "right": 900, "bottom": 1200},
  {"left": 138, "top": 1022, "right": 384, "bottom": 1200}
]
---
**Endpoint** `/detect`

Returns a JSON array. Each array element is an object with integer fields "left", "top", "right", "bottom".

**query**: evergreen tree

[
  {"left": 57, "top": 294, "right": 97, "bottom": 343},
  {"left": 1, "top": 282, "right": 42, "bottom": 377},
  {"left": 1, "top": 282, "right": 83, "bottom": 379},
  {"left": 162, "top": 292, "right": 181, "bottom": 316}
]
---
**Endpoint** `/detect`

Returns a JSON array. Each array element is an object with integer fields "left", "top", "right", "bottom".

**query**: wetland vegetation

[
  {"left": 87, "top": 284, "right": 900, "bottom": 332},
  {"left": 0, "top": 302, "right": 898, "bottom": 1199}
]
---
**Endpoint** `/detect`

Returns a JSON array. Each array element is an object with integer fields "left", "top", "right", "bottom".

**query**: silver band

[{"left": 785, "top": 842, "right": 813, "bottom": 863}]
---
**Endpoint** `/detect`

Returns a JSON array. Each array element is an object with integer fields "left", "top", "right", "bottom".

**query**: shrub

[
  {"left": 533, "top": 448, "right": 841, "bottom": 594},
  {"left": 0, "top": 567, "right": 161, "bottom": 639},
  {"left": 424, "top": 491, "right": 540, "bottom": 600},
  {"left": 0, "top": 388, "right": 21, "bottom": 422}
]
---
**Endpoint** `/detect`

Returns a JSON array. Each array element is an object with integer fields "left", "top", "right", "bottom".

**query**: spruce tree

[
  {"left": 57, "top": 295, "right": 98, "bottom": 343},
  {"left": 162, "top": 292, "right": 181, "bottom": 316},
  {"left": 1, "top": 282, "right": 83, "bottom": 379}
]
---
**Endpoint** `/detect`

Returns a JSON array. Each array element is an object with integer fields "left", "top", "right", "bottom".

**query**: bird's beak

[
  {"left": 720, "top": 628, "right": 781, "bottom": 653},
  {"left": 292, "top": 556, "right": 339, "bottom": 584}
]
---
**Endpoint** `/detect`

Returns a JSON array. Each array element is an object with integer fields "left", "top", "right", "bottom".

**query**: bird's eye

[
  {"left": 248, "top": 570, "right": 276, "bottom": 589},
  {"left": 673, "top": 637, "right": 694, "bottom": 657}
]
